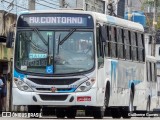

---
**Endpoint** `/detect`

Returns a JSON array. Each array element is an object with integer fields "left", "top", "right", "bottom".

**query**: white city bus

[{"left": 6, "top": 10, "right": 153, "bottom": 118}]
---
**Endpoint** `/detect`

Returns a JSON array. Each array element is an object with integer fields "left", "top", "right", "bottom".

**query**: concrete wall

[
  {"left": 0, "top": 10, "right": 16, "bottom": 37},
  {"left": 0, "top": 43, "right": 13, "bottom": 61}
]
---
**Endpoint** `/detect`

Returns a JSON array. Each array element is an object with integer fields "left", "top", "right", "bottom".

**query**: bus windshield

[{"left": 15, "top": 30, "right": 94, "bottom": 74}]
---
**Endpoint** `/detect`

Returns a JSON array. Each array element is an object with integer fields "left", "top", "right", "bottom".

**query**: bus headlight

[
  {"left": 76, "top": 78, "right": 96, "bottom": 92},
  {"left": 14, "top": 78, "right": 33, "bottom": 92}
]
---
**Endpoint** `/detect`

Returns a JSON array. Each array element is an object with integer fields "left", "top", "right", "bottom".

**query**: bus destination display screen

[{"left": 17, "top": 13, "right": 94, "bottom": 28}]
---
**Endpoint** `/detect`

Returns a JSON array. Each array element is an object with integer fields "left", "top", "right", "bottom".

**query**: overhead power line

[
  {"left": 35, "top": 1, "right": 58, "bottom": 9},
  {"left": 1, "top": 0, "right": 28, "bottom": 10},
  {"left": 41, "top": 0, "right": 60, "bottom": 7}
]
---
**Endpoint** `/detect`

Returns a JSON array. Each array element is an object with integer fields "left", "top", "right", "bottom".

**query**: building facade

[{"left": 0, "top": 10, "right": 16, "bottom": 75}]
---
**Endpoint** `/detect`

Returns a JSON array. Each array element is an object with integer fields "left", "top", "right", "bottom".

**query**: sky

[
  {"left": 0, "top": 0, "right": 105, "bottom": 15},
  {"left": 0, "top": 0, "right": 60, "bottom": 14}
]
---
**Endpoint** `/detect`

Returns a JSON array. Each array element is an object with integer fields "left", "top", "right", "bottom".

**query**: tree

[{"left": 142, "top": 0, "right": 160, "bottom": 30}]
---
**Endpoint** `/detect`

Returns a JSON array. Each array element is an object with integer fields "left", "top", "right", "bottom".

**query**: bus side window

[
  {"left": 135, "top": 33, "right": 139, "bottom": 61},
  {"left": 131, "top": 32, "right": 138, "bottom": 61},
  {"left": 128, "top": 31, "right": 132, "bottom": 60},
  {"left": 117, "top": 28, "right": 124, "bottom": 59},
  {"left": 149, "top": 62, "right": 152, "bottom": 82},
  {"left": 137, "top": 33, "right": 144, "bottom": 62},
  {"left": 104, "top": 25, "right": 110, "bottom": 57},
  {"left": 146, "top": 62, "right": 149, "bottom": 82},
  {"left": 96, "top": 25, "right": 104, "bottom": 68},
  {"left": 154, "top": 63, "right": 157, "bottom": 82},
  {"left": 141, "top": 34, "right": 145, "bottom": 62},
  {"left": 124, "top": 30, "right": 131, "bottom": 60},
  {"left": 111, "top": 27, "right": 117, "bottom": 58},
  {"left": 152, "top": 62, "right": 155, "bottom": 82},
  {"left": 115, "top": 27, "right": 118, "bottom": 58}
]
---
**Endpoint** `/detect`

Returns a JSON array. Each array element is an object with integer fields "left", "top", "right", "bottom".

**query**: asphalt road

[
  {"left": 0, "top": 117, "right": 160, "bottom": 120},
  {"left": 1, "top": 110, "right": 160, "bottom": 119}
]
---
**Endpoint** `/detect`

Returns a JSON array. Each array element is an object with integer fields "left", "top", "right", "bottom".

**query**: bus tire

[
  {"left": 146, "top": 96, "right": 151, "bottom": 113},
  {"left": 66, "top": 108, "right": 76, "bottom": 119},
  {"left": 93, "top": 84, "right": 110, "bottom": 119},
  {"left": 111, "top": 108, "right": 121, "bottom": 118},
  {"left": 105, "top": 82, "right": 110, "bottom": 107},
  {"left": 121, "top": 107, "right": 131, "bottom": 119},
  {"left": 129, "top": 90, "right": 134, "bottom": 113},
  {"left": 93, "top": 107, "right": 104, "bottom": 119},
  {"left": 56, "top": 108, "right": 65, "bottom": 118}
]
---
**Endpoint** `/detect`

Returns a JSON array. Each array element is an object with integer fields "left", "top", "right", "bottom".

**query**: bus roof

[{"left": 18, "top": 10, "right": 144, "bottom": 32}]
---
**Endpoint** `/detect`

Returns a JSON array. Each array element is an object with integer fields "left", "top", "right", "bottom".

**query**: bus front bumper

[{"left": 12, "top": 87, "right": 99, "bottom": 107}]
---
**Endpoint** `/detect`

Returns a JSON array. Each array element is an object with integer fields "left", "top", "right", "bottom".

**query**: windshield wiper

[
  {"left": 57, "top": 33, "right": 61, "bottom": 55},
  {"left": 59, "top": 28, "right": 76, "bottom": 45},
  {"left": 33, "top": 27, "right": 48, "bottom": 46}
]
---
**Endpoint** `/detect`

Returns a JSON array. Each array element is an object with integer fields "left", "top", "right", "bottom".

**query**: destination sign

[
  {"left": 29, "top": 17, "right": 85, "bottom": 25},
  {"left": 17, "top": 13, "right": 94, "bottom": 28}
]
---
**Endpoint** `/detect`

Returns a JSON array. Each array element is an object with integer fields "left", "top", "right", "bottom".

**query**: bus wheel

[
  {"left": 93, "top": 107, "right": 104, "bottom": 119},
  {"left": 111, "top": 108, "right": 121, "bottom": 118},
  {"left": 93, "top": 86, "right": 109, "bottom": 119},
  {"left": 121, "top": 107, "right": 131, "bottom": 119},
  {"left": 105, "top": 83, "right": 110, "bottom": 107},
  {"left": 28, "top": 105, "right": 41, "bottom": 118},
  {"left": 129, "top": 90, "right": 134, "bottom": 113},
  {"left": 56, "top": 108, "right": 65, "bottom": 118},
  {"left": 66, "top": 108, "right": 76, "bottom": 119},
  {"left": 146, "top": 96, "right": 151, "bottom": 113}
]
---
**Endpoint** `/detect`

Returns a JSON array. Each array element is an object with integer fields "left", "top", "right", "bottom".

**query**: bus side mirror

[{"left": 6, "top": 31, "right": 14, "bottom": 48}]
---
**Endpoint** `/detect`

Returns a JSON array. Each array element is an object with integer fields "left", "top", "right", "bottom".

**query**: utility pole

[
  {"left": 60, "top": 0, "right": 65, "bottom": 8},
  {"left": 28, "top": 0, "right": 35, "bottom": 10},
  {"left": 152, "top": 0, "right": 158, "bottom": 56},
  {"left": 128, "top": 0, "right": 132, "bottom": 21}
]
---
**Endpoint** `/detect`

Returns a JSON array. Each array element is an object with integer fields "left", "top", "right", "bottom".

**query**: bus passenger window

[
  {"left": 105, "top": 26, "right": 110, "bottom": 57},
  {"left": 137, "top": 33, "right": 144, "bottom": 62},
  {"left": 141, "top": 34, "right": 145, "bottom": 62},
  {"left": 111, "top": 27, "right": 116, "bottom": 58},
  {"left": 149, "top": 62, "right": 152, "bottom": 81},
  {"left": 154, "top": 63, "right": 157, "bottom": 82},
  {"left": 152, "top": 63, "right": 155, "bottom": 82},
  {"left": 146, "top": 62, "right": 149, "bottom": 81},
  {"left": 97, "top": 25, "right": 104, "bottom": 68},
  {"left": 124, "top": 30, "right": 131, "bottom": 60},
  {"left": 117, "top": 28, "right": 124, "bottom": 59},
  {"left": 131, "top": 32, "right": 138, "bottom": 61}
]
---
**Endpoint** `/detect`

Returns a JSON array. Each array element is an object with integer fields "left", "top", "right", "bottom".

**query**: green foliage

[
  {"left": 142, "top": 0, "right": 160, "bottom": 30},
  {"left": 143, "top": 0, "right": 160, "bottom": 6}
]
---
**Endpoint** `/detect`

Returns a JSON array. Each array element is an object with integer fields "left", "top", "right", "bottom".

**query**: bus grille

[
  {"left": 36, "top": 88, "right": 75, "bottom": 92},
  {"left": 28, "top": 78, "right": 79, "bottom": 85},
  {"left": 39, "top": 95, "right": 68, "bottom": 101}
]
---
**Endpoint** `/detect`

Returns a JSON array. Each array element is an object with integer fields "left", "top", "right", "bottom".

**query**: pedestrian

[
  {"left": 0, "top": 73, "right": 4, "bottom": 112},
  {"left": 0, "top": 73, "right": 7, "bottom": 111}
]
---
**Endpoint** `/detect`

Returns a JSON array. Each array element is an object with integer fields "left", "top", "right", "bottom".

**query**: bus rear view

[{"left": 13, "top": 11, "right": 97, "bottom": 118}]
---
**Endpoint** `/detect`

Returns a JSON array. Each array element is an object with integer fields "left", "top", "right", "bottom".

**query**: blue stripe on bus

[
  {"left": 57, "top": 88, "right": 76, "bottom": 93},
  {"left": 128, "top": 80, "right": 141, "bottom": 88},
  {"left": 14, "top": 70, "right": 26, "bottom": 80},
  {"left": 111, "top": 60, "right": 118, "bottom": 95}
]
